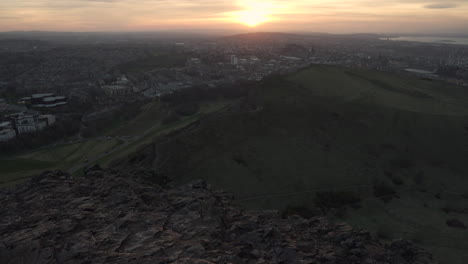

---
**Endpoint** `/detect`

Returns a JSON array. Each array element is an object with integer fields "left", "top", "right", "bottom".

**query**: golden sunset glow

[
  {"left": 237, "top": 10, "right": 270, "bottom": 27},
  {"left": 0, "top": 0, "right": 467, "bottom": 33},
  {"left": 231, "top": 1, "right": 276, "bottom": 27}
]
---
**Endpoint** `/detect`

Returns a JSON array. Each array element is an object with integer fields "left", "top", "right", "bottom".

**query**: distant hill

[
  {"left": 121, "top": 65, "right": 468, "bottom": 264},
  {"left": 223, "top": 32, "right": 381, "bottom": 41},
  {"left": 222, "top": 32, "right": 304, "bottom": 41}
]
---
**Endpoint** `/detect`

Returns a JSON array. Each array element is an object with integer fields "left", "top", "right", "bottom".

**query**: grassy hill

[
  {"left": 0, "top": 99, "right": 233, "bottom": 186},
  {"left": 123, "top": 65, "right": 468, "bottom": 264}
]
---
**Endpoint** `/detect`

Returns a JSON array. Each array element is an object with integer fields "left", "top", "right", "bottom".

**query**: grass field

[
  {"left": 143, "top": 65, "right": 468, "bottom": 264},
  {"left": 0, "top": 99, "right": 233, "bottom": 187},
  {"left": 0, "top": 159, "right": 57, "bottom": 187}
]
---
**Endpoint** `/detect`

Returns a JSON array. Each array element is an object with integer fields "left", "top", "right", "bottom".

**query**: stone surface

[{"left": 0, "top": 169, "right": 434, "bottom": 263}]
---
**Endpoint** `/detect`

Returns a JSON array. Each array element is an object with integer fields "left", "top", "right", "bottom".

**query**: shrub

[{"left": 314, "top": 190, "right": 361, "bottom": 210}]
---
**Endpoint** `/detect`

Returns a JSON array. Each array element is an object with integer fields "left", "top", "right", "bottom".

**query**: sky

[{"left": 0, "top": 0, "right": 467, "bottom": 34}]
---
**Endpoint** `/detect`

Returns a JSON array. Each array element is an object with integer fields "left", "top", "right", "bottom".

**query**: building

[
  {"left": 15, "top": 115, "right": 36, "bottom": 134},
  {"left": 31, "top": 93, "right": 54, "bottom": 104},
  {"left": 186, "top": 58, "right": 201, "bottom": 67},
  {"left": 38, "top": 115, "right": 56, "bottom": 126},
  {"left": 102, "top": 75, "right": 135, "bottom": 96},
  {"left": 0, "top": 121, "right": 13, "bottom": 130},
  {"left": 0, "top": 128, "right": 16, "bottom": 142},
  {"left": 35, "top": 119, "right": 48, "bottom": 131},
  {"left": 231, "top": 55, "right": 239, "bottom": 65},
  {"left": 102, "top": 85, "right": 134, "bottom": 96},
  {"left": 18, "top": 97, "right": 31, "bottom": 105},
  {"left": 31, "top": 93, "right": 68, "bottom": 108}
]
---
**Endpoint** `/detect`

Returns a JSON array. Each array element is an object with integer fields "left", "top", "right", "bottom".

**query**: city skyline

[{"left": 1, "top": 0, "right": 468, "bottom": 34}]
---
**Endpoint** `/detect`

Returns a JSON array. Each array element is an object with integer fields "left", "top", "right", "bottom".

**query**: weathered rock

[{"left": 0, "top": 170, "right": 434, "bottom": 264}]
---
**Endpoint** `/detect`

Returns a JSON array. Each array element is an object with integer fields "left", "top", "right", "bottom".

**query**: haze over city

[{"left": 1, "top": 0, "right": 468, "bottom": 34}]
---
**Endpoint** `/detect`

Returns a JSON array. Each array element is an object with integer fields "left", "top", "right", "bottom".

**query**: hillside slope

[
  {"left": 0, "top": 168, "right": 433, "bottom": 263},
  {"left": 121, "top": 65, "right": 468, "bottom": 263}
]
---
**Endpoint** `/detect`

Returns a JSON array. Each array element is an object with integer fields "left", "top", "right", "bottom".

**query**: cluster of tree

[
  {"left": 161, "top": 81, "right": 255, "bottom": 105},
  {"left": 159, "top": 81, "right": 257, "bottom": 125}
]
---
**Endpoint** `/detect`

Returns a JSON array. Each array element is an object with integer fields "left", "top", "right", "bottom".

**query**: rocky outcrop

[{"left": 0, "top": 169, "right": 433, "bottom": 264}]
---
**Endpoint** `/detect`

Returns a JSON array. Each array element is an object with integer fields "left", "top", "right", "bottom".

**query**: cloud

[
  {"left": 424, "top": 3, "right": 459, "bottom": 9},
  {"left": 0, "top": 0, "right": 467, "bottom": 32},
  {"left": 0, "top": 16, "right": 17, "bottom": 20}
]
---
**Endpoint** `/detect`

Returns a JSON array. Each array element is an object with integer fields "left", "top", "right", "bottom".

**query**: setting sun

[
  {"left": 237, "top": 9, "right": 270, "bottom": 27},
  {"left": 231, "top": 1, "right": 276, "bottom": 27}
]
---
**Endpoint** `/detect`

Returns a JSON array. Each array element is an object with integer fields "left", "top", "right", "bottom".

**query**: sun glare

[
  {"left": 232, "top": 1, "right": 275, "bottom": 27},
  {"left": 238, "top": 9, "right": 270, "bottom": 27}
]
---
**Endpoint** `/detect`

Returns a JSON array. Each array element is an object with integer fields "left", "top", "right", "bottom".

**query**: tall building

[{"left": 230, "top": 55, "right": 239, "bottom": 65}]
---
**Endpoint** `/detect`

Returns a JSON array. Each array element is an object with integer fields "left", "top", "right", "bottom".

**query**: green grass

[
  {"left": 97, "top": 101, "right": 233, "bottom": 168},
  {"left": 0, "top": 100, "right": 165, "bottom": 187},
  {"left": 0, "top": 159, "right": 56, "bottom": 174},
  {"left": 0, "top": 159, "right": 57, "bottom": 188},
  {"left": 112, "top": 102, "right": 162, "bottom": 136},
  {"left": 0, "top": 98, "right": 234, "bottom": 187},
  {"left": 288, "top": 65, "right": 468, "bottom": 115},
  {"left": 141, "top": 65, "right": 468, "bottom": 264}
]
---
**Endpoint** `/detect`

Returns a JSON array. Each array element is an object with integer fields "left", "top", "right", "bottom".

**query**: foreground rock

[{"left": 0, "top": 169, "right": 433, "bottom": 264}]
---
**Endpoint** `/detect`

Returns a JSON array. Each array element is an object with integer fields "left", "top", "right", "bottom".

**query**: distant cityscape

[{"left": 1, "top": 32, "right": 467, "bottom": 144}]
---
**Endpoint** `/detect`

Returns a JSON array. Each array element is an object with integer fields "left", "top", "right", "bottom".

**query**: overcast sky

[{"left": 1, "top": 0, "right": 467, "bottom": 34}]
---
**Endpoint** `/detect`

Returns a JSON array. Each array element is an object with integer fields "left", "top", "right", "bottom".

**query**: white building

[
  {"left": 102, "top": 85, "right": 133, "bottom": 96},
  {"left": 0, "top": 128, "right": 16, "bottom": 142},
  {"left": 0, "top": 121, "right": 11, "bottom": 129},
  {"left": 0, "top": 121, "right": 16, "bottom": 141},
  {"left": 102, "top": 75, "right": 135, "bottom": 96},
  {"left": 31, "top": 93, "right": 68, "bottom": 108},
  {"left": 16, "top": 115, "right": 36, "bottom": 134},
  {"left": 231, "top": 55, "right": 239, "bottom": 65}
]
